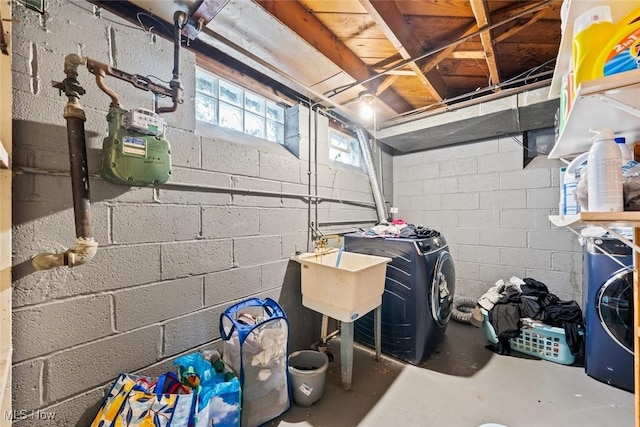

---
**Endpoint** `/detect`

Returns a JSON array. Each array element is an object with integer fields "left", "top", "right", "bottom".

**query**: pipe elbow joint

[
  {"left": 66, "top": 238, "right": 98, "bottom": 268},
  {"left": 64, "top": 54, "right": 87, "bottom": 77},
  {"left": 31, "top": 238, "right": 98, "bottom": 270}
]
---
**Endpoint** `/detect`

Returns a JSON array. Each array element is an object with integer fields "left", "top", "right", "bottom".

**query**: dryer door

[
  {"left": 430, "top": 251, "right": 456, "bottom": 327},
  {"left": 597, "top": 269, "right": 634, "bottom": 354}
]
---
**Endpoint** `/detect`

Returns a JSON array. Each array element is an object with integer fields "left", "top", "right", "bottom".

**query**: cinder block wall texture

[
  {"left": 10, "top": 1, "right": 380, "bottom": 425},
  {"left": 393, "top": 136, "right": 581, "bottom": 304}
]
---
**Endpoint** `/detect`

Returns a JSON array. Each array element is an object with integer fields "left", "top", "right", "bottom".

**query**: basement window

[
  {"left": 329, "top": 128, "right": 362, "bottom": 168},
  {"left": 523, "top": 127, "right": 555, "bottom": 166},
  {"left": 195, "top": 69, "right": 286, "bottom": 144}
]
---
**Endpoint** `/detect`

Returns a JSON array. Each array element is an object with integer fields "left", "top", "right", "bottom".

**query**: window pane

[
  {"left": 348, "top": 141, "right": 362, "bottom": 167},
  {"left": 266, "top": 100, "right": 284, "bottom": 123},
  {"left": 329, "top": 146, "right": 345, "bottom": 163},
  {"left": 219, "top": 80, "right": 243, "bottom": 106},
  {"left": 245, "top": 92, "right": 265, "bottom": 115},
  {"left": 330, "top": 131, "right": 349, "bottom": 151},
  {"left": 245, "top": 112, "right": 265, "bottom": 138},
  {"left": 329, "top": 129, "right": 361, "bottom": 167},
  {"left": 266, "top": 120, "right": 284, "bottom": 143},
  {"left": 196, "top": 74, "right": 216, "bottom": 96},
  {"left": 195, "top": 93, "right": 217, "bottom": 125},
  {"left": 219, "top": 102, "right": 243, "bottom": 132}
]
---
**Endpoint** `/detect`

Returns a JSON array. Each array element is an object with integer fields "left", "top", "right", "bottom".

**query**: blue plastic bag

[{"left": 174, "top": 352, "right": 241, "bottom": 427}]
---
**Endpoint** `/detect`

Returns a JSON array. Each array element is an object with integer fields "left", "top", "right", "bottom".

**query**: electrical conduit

[
  {"left": 32, "top": 54, "right": 97, "bottom": 270},
  {"left": 355, "top": 128, "right": 388, "bottom": 223}
]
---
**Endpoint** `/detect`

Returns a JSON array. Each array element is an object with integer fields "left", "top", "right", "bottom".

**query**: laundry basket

[
  {"left": 481, "top": 309, "right": 576, "bottom": 365},
  {"left": 220, "top": 298, "right": 290, "bottom": 427}
]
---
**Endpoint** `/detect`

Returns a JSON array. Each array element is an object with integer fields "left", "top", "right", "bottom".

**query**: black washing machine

[
  {"left": 583, "top": 236, "right": 634, "bottom": 392},
  {"left": 344, "top": 231, "right": 455, "bottom": 365}
]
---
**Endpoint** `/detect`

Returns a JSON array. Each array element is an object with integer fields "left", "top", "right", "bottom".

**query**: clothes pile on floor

[{"left": 476, "top": 276, "right": 584, "bottom": 356}]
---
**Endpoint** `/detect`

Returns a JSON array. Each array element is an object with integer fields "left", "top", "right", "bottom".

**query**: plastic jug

[
  {"left": 572, "top": 6, "right": 614, "bottom": 95},
  {"left": 615, "top": 137, "right": 633, "bottom": 164},
  {"left": 587, "top": 128, "right": 623, "bottom": 212},
  {"left": 561, "top": 152, "right": 588, "bottom": 216},
  {"left": 598, "top": 7, "right": 640, "bottom": 78}
]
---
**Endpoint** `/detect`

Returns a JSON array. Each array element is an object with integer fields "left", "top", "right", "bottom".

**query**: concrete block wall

[
  {"left": 393, "top": 136, "right": 582, "bottom": 304},
  {"left": 10, "top": 1, "right": 379, "bottom": 424}
]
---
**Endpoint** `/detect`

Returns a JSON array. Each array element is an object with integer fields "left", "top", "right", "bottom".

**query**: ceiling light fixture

[{"left": 359, "top": 91, "right": 375, "bottom": 120}]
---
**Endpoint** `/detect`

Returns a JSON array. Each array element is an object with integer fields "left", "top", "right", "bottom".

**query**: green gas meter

[{"left": 101, "top": 106, "right": 171, "bottom": 186}]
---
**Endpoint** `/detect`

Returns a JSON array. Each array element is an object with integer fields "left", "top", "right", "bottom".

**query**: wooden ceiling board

[
  {"left": 494, "top": 20, "right": 561, "bottom": 44},
  {"left": 312, "top": 13, "right": 388, "bottom": 40},
  {"left": 394, "top": 0, "right": 474, "bottom": 18},
  {"left": 392, "top": 92, "right": 439, "bottom": 109},
  {"left": 298, "top": 0, "right": 367, "bottom": 14},
  {"left": 495, "top": 43, "right": 559, "bottom": 60},
  {"left": 344, "top": 39, "right": 399, "bottom": 60},
  {"left": 404, "top": 16, "right": 474, "bottom": 41},
  {"left": 485, "top": 1, "right": 518, "bottom": 13},
  {"left": 463, "top": 38, "right": 559, "bottom": 51},
  {"left": 437, "top": 58, "right": 489, "bottom": 79},
  {"left": 442, "top": 75, "right": 494, "bottom": 92}
]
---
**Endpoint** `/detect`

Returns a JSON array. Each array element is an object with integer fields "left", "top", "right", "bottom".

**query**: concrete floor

[{"left": 269, "top": 320, "right": 634, "bottom": 427}]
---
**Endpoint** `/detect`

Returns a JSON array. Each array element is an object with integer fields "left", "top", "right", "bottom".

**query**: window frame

[
  {"left": 195, "top": 68, "right": 287, "bottom": 146},
  {"left": 328, "top": 127, "right": 363, "bottom": 169}
]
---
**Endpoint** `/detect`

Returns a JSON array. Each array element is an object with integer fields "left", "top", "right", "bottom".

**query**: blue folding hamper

[{"left": 220, "top": 298, "right": 291, "bottom": 427}]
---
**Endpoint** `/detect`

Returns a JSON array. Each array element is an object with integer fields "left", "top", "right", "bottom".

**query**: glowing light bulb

[
  {"left": 359, "top": 92, "right": 375, "bottom": 120},
  {"left": 360, "top": 103, "right": 374, "bottom": 119}
]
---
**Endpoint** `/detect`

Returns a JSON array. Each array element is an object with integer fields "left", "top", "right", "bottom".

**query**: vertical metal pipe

[
  {"left": 307, "top": 103, "right": 313, "bottom": 252},
  {"left": 32, "top": 54, "right": 97, "bottom": 270},
  {"left": 355, "top": 128, "right": 388, "bottom": 222},
  {"left": 65, "top": 112, "right": 93, "bottom": 239},
  {"left": 156, "top": 11, "right": 185, "bottom": 114},
  {"left": 314, "top": 107, "right": 319, "bottom": 237}
]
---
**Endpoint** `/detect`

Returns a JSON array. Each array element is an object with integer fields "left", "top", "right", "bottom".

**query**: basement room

[{"left": 0, "top": 0, "right": 639, "bottom": 426}]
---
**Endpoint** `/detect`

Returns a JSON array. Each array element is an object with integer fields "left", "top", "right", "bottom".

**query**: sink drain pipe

[
  {"left": 32, "top": 54, "right": 98, "bottom": 270},
  {"left": 355, "top": 128, "right": 388, "bottom": 223}
]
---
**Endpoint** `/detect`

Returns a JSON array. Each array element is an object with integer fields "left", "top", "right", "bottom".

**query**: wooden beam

[
  {"left": 451, "top": 50, "right": 486, "bottom": 59},
  {"left": 376, "top": 75, "right": 399, "bottom": 95},
  {"left": 373, "top": 68, "right": 415, "bottom": 76},
  {"left": 359, "top": 0, "right": 447, "bottom": 101},
  {"left": 254, "top": 0, "right": 412, "bottom": 113},
  {"left": 494, "top": 9, "right": 548, "bottom": 44},
  {"left": 422, "top": 21, "right": 478, "bottom": 73},
  {"left": 470, "top": 0, "right": 501, "bottom": 85}
]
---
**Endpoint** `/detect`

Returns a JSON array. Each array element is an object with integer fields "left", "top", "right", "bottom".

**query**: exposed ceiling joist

[
  {"left": 470, "top": 0, "right": 501, "bottom": 86},
  {"left": 420, "top": 1, "right": 550, "bottom": 75},
  {"left": 376, "top": 75, "right": 400, "bottom": 95},
  {"left": 254, "top": 0, "right": 413, "bottom": 113},
  {"left": 451, "top": 51, "right": 486, "bottom": 59},
  {"left": 422, "top": 21, "right": 478, "bottom": 74},
  {"left": 359, "top": 0, "right": 447, "bottom": 101},
  {"left": 373, "top": 68, "right": 415, "bottom": 76},
  {"left": 494, "top": 8, "right": 549, "bottom": 44}
]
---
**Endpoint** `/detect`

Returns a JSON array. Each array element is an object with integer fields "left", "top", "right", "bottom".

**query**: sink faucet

[{"left": 313, "top": 234, "right": 342, "bottom": 253}]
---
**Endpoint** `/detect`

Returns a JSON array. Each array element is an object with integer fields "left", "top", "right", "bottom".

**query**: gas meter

[{"left": 101, "top": 106, "right": 171, "bottom": 186}]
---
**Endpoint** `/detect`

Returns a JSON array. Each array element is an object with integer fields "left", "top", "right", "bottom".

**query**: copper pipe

[{"left": 94, "top": 69, "right": 121, "bottom": 107}]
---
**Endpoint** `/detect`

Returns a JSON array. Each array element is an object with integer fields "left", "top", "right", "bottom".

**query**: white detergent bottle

[{"left": 587, "top": 128, "right": 623, "bottom": 212}]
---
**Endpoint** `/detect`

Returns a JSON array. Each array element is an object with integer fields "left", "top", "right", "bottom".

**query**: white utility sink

[{"left": 297, "top": 250, "right": 391, "bottom": 322}]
